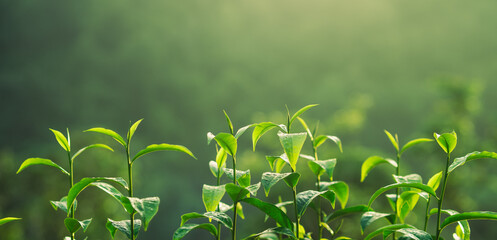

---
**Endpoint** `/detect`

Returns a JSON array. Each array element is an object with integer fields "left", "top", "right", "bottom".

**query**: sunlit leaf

[
  {"left": 240, "top": 198, "right": 293, "bottom": 230},
  {"left": 384, "top": 130, "right": 399, "bottom": 152},
  {"left": 106, "top": 219, "right": 141, "bottom": 239},
  {"left": 289, "top": 104, "right": 318, "bottom": 130},
  {"left": 72, "top": 144, "right": 114, "bottom": 161},
  {"left": 225, "top": 183, "right": 260, "bottom": 202},
  {"left": 173, "top": 223, "right": 217, "bottom": 240},
  {"left": 278, "top": 131, "right": 307, "bottom": 171},
  {"left": 368, "top": 183, "right": 438, "bottom": 208},
  {"left": 427, "top": 171, "right": 443, "bottom": 191},
  {"left": 434, "top": 131, "right": 457, "bottom": 154},
  {"left": 242, "top": 227, "right": 295, "bottom": 240},
  {"left": 296, "top": 117, "right": 313, "bottom": 140},
  {"left": 428, "top": 208, "right": 470, "bottom": 240},
  {"left": 324, "top": 205, "right": 370, "bottom": 223},
  {"left": 128, "top": 197, "right": 160, "bottom": 231},
  {"left": 132, "top": 143, "right": 196, "bottom": 163},
  {"left": 127, "top": 119, "right": 143, "bottom": 143},
  {"left": 213, "top": 133, "right": 237, "bottom": 156},
  {"left": 400, "top": 138, "right": 433, "bottom": 155},
  {"left": 67, "top": 177, "right": 128, "bottom": 214},
  {"left": 308, "top": 159, "right": 336, "bottom": 180},
  {"left": 235, "top": 124, "right": 255, "bottom": 139},
  {"left": 297, "top": 190, "right": 335, "bottom": 217},
  {"left": 261, "top": 172, "right": 291, "bottom": 196},
  {"left": 207, "top": 132, "right": 216, "bottom": 145},
  {"left": 252, "top": 122, "right": 286, "bottom": 151},
  {"left": 320, "top": 181, "right": 349, "bottom": 208},
  {"left": 314, "top": 135, "right": 343, "bottom": 153},
  {"left": 361, "top": 156, "right": 397, "bottom": 182},
  {"left": 17, "top": 158, "right": 69, "bottom": 176},
  {"left": 441, "top": 211, "right": 497, "bottom": 231},
  {"left": 396, "top": 191, "right": 420, "bottom": 223},
  {"left": 360, "top": 211, "right": 393, "bottom": 233},
  {"left": 223, "top": 168, "right": 251, "bottom": 188},
  {"left": 395, "top": 228, "right": 432, "bottom": 240},
  {"left": 92, "top": 182, "right": 133, "bottom": 213},
  {"left": 202, "top": 184, "right": 226, "bottom": 212},
  {"left": 266, "top": 155, "right": 288, "bottom": 173},
  {"left": 364, "top": 224, "right": 412, "bottom": 240},
  {"left": 0, "top": 217, "right": 21, "bottom": 226},
  {"left": 51, "top": 196, "right": 78, "bottom": 214},
  {"left": 50, "top": 128, "right": 70, "bottom": 152},
  {"left": 180, "top": 211, "right": 232, "bottom": 229},
  {"left": 449, "top": 151, "right": 497, "bottom": 174},
  {"left": 85, "top": 127, "right": 126, "bottom": 146}
]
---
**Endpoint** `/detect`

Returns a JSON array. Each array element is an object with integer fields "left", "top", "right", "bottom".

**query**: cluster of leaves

[{"left": 17, "top": 120, "right": 195, "bottom": 240}]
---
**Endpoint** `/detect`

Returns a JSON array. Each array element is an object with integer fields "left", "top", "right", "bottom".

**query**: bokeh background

[{"left": 2, "top": 0, "right": 497, "bottom": 239}]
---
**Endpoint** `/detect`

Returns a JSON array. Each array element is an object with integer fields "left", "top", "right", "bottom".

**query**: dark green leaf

[
  {"left": 325, "top": 205, "right": 370, "bottom": 223},
  {"left": 313, "top": 135, "right": 343, "bottom": 153},
  {"left": 434, "top": 131, "right": 457, "bottom": 154},
  {"left": 242, "top": 227, "right": 295, "bottom": 240},
  {"left": 364, "top": 224, "right": 412, "bottom": 240},
  {"left": 128, "top": 197, "right": 160, "bottom": 231},
  {"left": 17, "top": 158, "right": 69, "bottom": 176},
  {"left": 0, "top": 217, "right": 21, "bottom": 226},
  {"left": 64, "top": 218, "right": 92, "bottom": 233},
  {"left": 214, "top": 133, "right": 237, "bottom": 156},
  {"left": 92, "top": 182, "right": 133, "bottom": 213},
  {"left": 283, "top": 172, "right": 300, "bottom": 189},
  {"left": 173, "top": 223, "right": 218, "bottom": 240},
  {"left": 252, "top": 122, "right": 286, "bottom": 151},
  {"left": 132, "top": 143, "right": 196, "bottom": 163},
  {"left": 278, "top": 131, "right": 307, "bottom": 171},
  {"left": 360, "top": 211, "right": 393, "bottom": 233},
  {"left": 180, "top": 211, "right": 233, "bottom": 229},
  {"left": 321, "top": 181, "right": 349, "bottom": 208},
  {"left": 384, "top": 130, "right": 399, "bottom": 152},
  {"left": 449, "top": 151, "right": 497, "bottom": 174},
  {"left": 400, "top": 138, "right": 433, "bottom": 155},
  {"left": 67, "top": 177, "right": 128, "bottom": 214},
  {"left": 202, "top": 184, "right": 226, "bottom": 212},
  {"left": 368, "top": 183, "right": 438, "bottom": 208},
  {"left": 308, "top": 159, "right": 336, "bottom": 180},
  {"left": 85, "top": 127, "right": 126, "bottom": 146},
  {"left": 127, "top": 119, "right": 143, "bottom": 143},
  {"left": 223, "top": 168, "right": 251, "bottom": 188},
  {"left": 72, "top": 144, "right": 114, "bottom": 161},
  {"left": 240, "top": 198, "right": 293, "bottom": 230},
  {"left": 289, "top": 104, "right": 318, "bottom": 130},
  {"left": 296, "top": 190, "right": 335, "bottom": 217},
  {"left": 50, "top": 128, "right": 70, "bottom": 152},
  {"left": 106, "top": 219, "right": 141, "bottom": 239},
  {"left": 361, "top": 156, "right": 397, "bottom": 182}
]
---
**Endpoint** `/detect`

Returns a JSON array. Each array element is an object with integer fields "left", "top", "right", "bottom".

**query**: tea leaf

[
  {"left": 207, "top": 132, "right": 216, "bottom": 145},
  {"left": 51, "top": 196, "right": 78, "bottom": 213},
  {"left": 396, "top": 191, "right": 420, "bottom": 223},
  {"left": 225, "top": 183, "right": 251, "bottom": 202},
  {"left": 223, "top": 168, "right": 251, "bottom": 188},
  {"left": 180, "top": 212, "right": 233, "bottom": 229},
  {"left": 85, "top": 127, "right": 126, "bottom": 147},
  {"left": 202, "top": 184, "right": 226, "bottom": 212},
  {"left": 296, "top": 117, "right": 313, "bottom": 140},
  {"left": 0, "top": 217, "right": 21, "bottom": 226},
  {"left": 261, "top": 172, "right": 291, "bottom": 196},
  {"left": 283, "top": 172, "right": 300, "bottom": 189},
  {"left": 296, "top": 190, "right": 335, "bottom": 217},
  {"left": 213, "top": 133, "right": 237, "bottom": 156},
  {"left": 17, "top": 158, "right": 69, "bottom": 176},
  {"left": 400, "top": 138, "right": 433, "bottom": 155},
  {"left": 132, "top": 143, "right": 196, "bottom": 163},
  {"left": 395, "top": 228, "right": 432, "bottom": 240},
  {"left": 128, "top": 197, "right": 160, "bottom": 231},
  {"left": 434, "top": 131, "right": 457, "bottom": 154},
  {"left": 441, "top": 211, "right": 497, "bottom": 231},
  {"left": 368, "top": 183, "right": 438, "bottom": 208},
  {"left": 313, "top": 135, "right": 343, "bottom": 153},
  {"left": 50, "top": 128, "right": 70, "bottom": 152},
  {"left": 72, "top": 144, "right": 114, "bottom": 161},
  {"left": 384, "top": 130, "right": 399, "bottom": 152},
  {"left": 394, "top": 174, "right": 423, "bottom": 184},
  {"left": 173, "top": 223, "right": 217, "bottom": 240},
  {"left": 106, "top": 219, "right": 141, "bottom": 239},
  {"left": 324, "top": 205, "right": 370, "bottom": 222},
  {"left": 321, "top": 181, "right": 349, "bottom": 208},
  {"left": 289, "top": 104, "right": 318, "bottom": 130},
  {"left": 364, "top": 224, "right": 413, "bottom": 240},
  {"left": 222, "top": 110, "right": 234, "bottom": 134},
  {"left": 67, "top": 177, "right": 128, "bottom": 213},
  {"left": 240, "top": 198, "right": 293, "bottom": 230},
  {"left": 64, "top": 218, "right": 92, "bottom": 233},
  {"left": 235, "top": 124, "right": 255, "bottom": 139},
  {"left": 308, "top": 159, "right": 336, "bottom": 180},
  {"left": 361, "top": 156, "right": 397, "bottom": 182},
  {"left": 427, "top": 171, "right": 443, "bottom": 191},
  {"left": 278, "top": 131, "right": 307, "bottom": 171},
  {"left": 266, "top": 155, "right": 288, "bottom": 173},
  {"left": 449, "top": 151, "right": 497, "bottom": 174},
  {"left": 209, "top": 161, "right": 223, "bottom": 178},
  {"left": 92, "top": 182, "right": 133, "bottom": 213},
  {"left": 360, "top": 211, "right": 393, "bottom": 233},
  {"left": 127, "top": 119, "right": 143, "bottom": 143},
  {"left": 428, "top": 209, "right": 470, "bottom": 240},
  {"left": 242, "top": 227, "right": 295, "bottom": 240},
  {"left": 252, "top": 122, "right": 286, "bottom": 151},
  {"left": 215, "top": 148, "right": 227, "bottom": 169}
]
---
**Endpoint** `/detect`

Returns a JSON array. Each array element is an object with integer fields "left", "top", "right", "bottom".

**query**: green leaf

[
  {"left": 223, "top": 168, "right": 251, "bottom": 188},
  {"left": 289, "top": 104, "right": 318, "bottom": 130},
  {"left": 361, "top": 156, "right": 397, "bottom": 182},
  {"left": 283, "top": 172, "right": 300, "bottom": 189},
  {"left": 320, "top": 181, "right": 349, "bottom": 208},
  {"left": 223, "top": 110, "right": 234, "bottom": 134},
  {"left": 266, "top": 155, "right": 288, "bottom": 173},
  {"left": 449, "top": 151, "right": 497, "bottom": 174},
  {"left": 427, "top": 171, "right": 443, "bottom": 191},
  {"left": 313, "top": 135, "right": 343, "bottom": 153},
  {"left": 360, "top": 211, "right": 393, "bottom": 233},
  {"left": 202, "top": 184, "right": 226, "bottom": 212},
  {"left": 0, "top": 217, "right": 21, "bottom": 226},
  {"left": 214, "top": 133, "right": 237, "bottom": 156},
  {"left": 67, "top": 177, "right": 128, "bottom": 214},
  {"left": 92, "top": 182, "right": 134, "bottom": 213},
  {"left": 51, "top": 196, "right": 77, "bottom": 214},
  {"left": 128, "top": 197, "right": 160, "bottom": 231},
  {"left": 394, "top": 174, "right": 423, "bottom": 184},
  {"left": 240, "top": 198, "right": 293, "bottom": 230},
  {"left": 386, "top": 194, "right": 398, "bottom": 212},
  {"left": 64, "top": 218, "right": 92, "bottom": 233},
  {"left": 434, "top": 131, "right": 457, "bottom": 154},
  {"left": 209, "top": 161, "right": 221, "bottom": 178},
  {"left": 368, "top": 183, "right": 438, "bottom": 208},
  {"left": 428, "top": 209, "right": 470, "bottom": 240},
  {"left": 17, "top": 158, "right": 69, "bottom": 176},
  {"left": 173, "top": 223, "right": 217, "bottom": 240},
  {"left": 50, "top": 128, "right": 70, "bottom": 152},
  {"left": 321, "top": 222, "right": 335, "bottom": 236},
  {"left": 384, "top": 130, "right": 399, "bottom": 152},
  {"left": 395, "top": 228, "right": 433, "bottom": 240},
  {"left": 127, "top": 119, "right": 143, "bottom": 143},
  {"left": 132, "top": 143, "right": 196, "bottom": 163},
  {"left": 85, "top": 127, "right": 126, "bottom": 147},
  {"left": 396, "top": 191, "right": 420, "bottom": 223},
  {"left": 400, "top": 138, "right": 433, "bottom": 155},
  {"left": 308, "top": 159, "right": 336, "bottom": 180},
  {"left": 252, "top": 122, "right": 286, "bottom": 151},
  {"left": 364, "top": 224, "right": 412, "bottom": 240},
  {"left": 225, "top": 183, "right": 260, "bottom": 202},
  {"left": 278, "top": 131, "right": 307, "bottom": 171},
  {"left": 297, "top": 116, "right": 314, "bottom": 140},
  {"left": 106, "top": 219, "right": 141, "bottom": 239},
  {"left": 216, "top": 148, "right": 228, "bottom": 169},
  {"left": 181, "top": 211, "right": 233, "bottom": 229},
  {"left": 207, "top": 132, "right": 216, "bottom": 145},
  {"left": 261, "top": 172, "right": 300, "bottom": 196},
  {"left": 441, "top": 211, "right": 497, "bottom": 231},
  {"left": 72, "top": 144, "right": 114, "bottom": 161},
  {"left": 235, "top": 124, "right": 255, "bottom": 139},
  {"left": 324, "top": 205, "right": 370, "bottom": 223},
  {"left": 296, "top": 190, "right": 335, "bottom": 217},
  {"left": 242, "top": 227, "right": 295, "bottom": 240}
]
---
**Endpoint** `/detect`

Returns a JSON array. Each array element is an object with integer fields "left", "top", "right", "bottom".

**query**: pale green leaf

[
  {"left": 180, "top": 211, "right": 232, "bottom": 229},
  {"left": 202, "top": 184, "right": 226, "bottom": 212},
  {"left": 50, "top": 128, "right": 70, "bottom": 152},
  {"left": 313, "top": 135, "right": 343, "bottom": 153},
  {"left": 427, "top": 171, "right": 443, "bottom": 191},
  {"left": 361, "top": 156, "right": 397, "bottom": 182},
  {"left": 368, "top": 183, "right": 438, "bottom": 208},
  {"left": 449, "top": 151, "right": 497, "bottom": 174},
  {"left": 384, "top": 130, "right": 399, "bottom": 152},
  {"left": 364, "top": 224, "right": 413, "bottom": 240},
  {"left": 67, "top": 177, "right": 128, "bottom": 214},
  {"left": 128, "top": 197, "right": 160, "bottom": 231},
  {"left": 235, "top": 124, "right": 255, "bottom": 139},
  {"left": 106, "top": 219, "right": 141, "bottom": 240},
  {"left": 296, "top": 190, "right": 335, "bottom": 217},
  {"left": 0, "top": 217, "right": 21, "bottom": 226},
  {"left": 17, "top": 158, "right": 69, "bottom": 176},
  {"left": 252, "top": 122, "right": 286, "bottom": 151},
  {"left": 132, "top": 143, "right": 196, "bottom": 163},
  {"left": 85, "top": 127, "right": 126, "bottom": 146},
  {"left": 214, "top": 133, "right": 237, "bottom": 156},
  {"left": 278, "top": 131, "right": 307, "bottom": 171},
  {"left": 173, "top": 223, "right": 217, "bottom": 240},
  {"left": 127, "top": 119, "right": 143, "bottom": 143},
  {"left": 308, "top": 159, "right": 336, "bottom": 180},
  {"left": 434, "top": 131, "right": 457, "bottom": 154},
  {"left": 242, "top": 227, "right": 295, "bottom": 240},
  {"left": 92, "top": 182, "right": 133, "bottom": 213},
  {"left": 289, "top": 104, "right": 318, "bottom": 130},
  {"left": 223, "top": 168, "right": 251, "bottom": 188},
  {"left": 360, "top": 211, "right": 393, "bottom": 233},
  {"left": 441, "top": 211, "right": 497, "bottom": 231},
  {"left": 72, "top": 144, "right": 114, "bottom": 161},
  {"left": 296, "top": 117, "right": 313, "bottom": 140},
  {"left": 400, "top": 138, "right": 433, "bottom": 155},
  {"left": 320, "top": 181, "right": 349, "bottom": 208}
]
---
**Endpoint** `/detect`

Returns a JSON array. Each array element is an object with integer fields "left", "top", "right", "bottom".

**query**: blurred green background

[{"left": 2, "top": 0, "right": 497, "bottom": 239}]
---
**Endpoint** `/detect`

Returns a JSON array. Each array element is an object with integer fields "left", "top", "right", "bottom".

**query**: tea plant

[
  {"left": 0, "top": 217, "right": 21, "bottom": 227},
  {"left": 17, "top": 128, "right": 114, "bottom": 240}
]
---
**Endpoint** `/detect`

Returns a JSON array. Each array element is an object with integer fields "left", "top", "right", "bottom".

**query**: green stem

[
  {"left": 393, "top": 153, "right": 400, "bottom": 240},
  {"left": 68, "top": 150, "right": 75, "bottom": 240},
  {"left": 291, "top": 169, "right": 300, "bottom": 239},
  {"left": 126, "top": 145, "right": 135, "bottom": 240},
  {"left": 435, "top": 153, "right": 451, "bottom": 240},
  {"left": 313, "top": 147, "right": 323, "bottom": 239},
  {"left": 216, "top": 166, "right": 222, "bottom": 240},
  {"left": 232, "top": 155, "right": 237, "bottom": 240},
  {"left": 424, "top": 197, "right": 431, "bottom": 231}
]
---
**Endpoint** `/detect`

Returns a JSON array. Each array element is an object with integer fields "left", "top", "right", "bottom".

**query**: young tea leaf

[
  {"left": 202, "top": 184, "right": 226, "bottom": 212},
  {"left": 441, "top": 211, "right": 497, "bottom": 231},
  {"left": 296, "top": 117, "right": 314, "bottom": 140},
  {"left": 364, "top": 224, "right": 413, "bottom": 240},
  {"left": 324, "top": 205, "right": 370, "bottom": 223},
  {"left": 368, "top": 183, "right": 438, "bottom": 208},
  {"left": 17, "top": 158, "right": 69, "bottom": 176},
  {"left": 223, "top": 168, "right": 251, "bottom": 188},
  {"left": 51, "top": 196, "right": 78, "bottom": 214},
  {"left": 67, "top": 177, "right": 128, "bottom": 213},
  {"left": 360, "top": 211, "right": 393, "bottom": 233},
  {"left": 434, "top": 131, "right": 457, "bottom": 154},
  {"left": 128, "top": 197, "right": 160, "bottom": 231},
  {"left": 92, "top": 182, "right": 133, "bottom": 213},
  {"left": 64, "top": 218, "right": 92, "bottom": 233},
  {"left": 384, "top": 130, "right": 399, "bottom": 152},
  {"left": 50, "top": 128, "right": 70, "bottom": 152},
  {"left": 85, "top": 127, "right": 126, "bottom": 147},
  {"left": 173, "top": 223, "right": 218, "bottom": 240},
  {"left": 288, "top": 104, "right": 318, "bottom": 130},
  {"left": 127, "top": 119, "right": 143, "bottom": 143},
  {"left": 396, "top": 191, "right": 420, "bottom": 223},
  {"left": 235, "top": 124, "right": 255, "bottom": 139},
  {"left": 213, "top": 133, "right": 237, "bottom": 156},
  {"left": 242, "top": 227, "right": 296, "bottom": 240},
  {"left": 266, "top": 155, "right": 288, "bottom": 173},
  {"left": 361, "top": 156, "right": 397, "bottom": 182},
  {"left": 132, "top": 143, "right": 196, "bottom": 163},
  {"left": 223, "top": 110, "right": 234, "bottom": 134},
  {"left": 395, "top": 228, "right": 432, "bottom": 240},
  {"left": 72, "top": 144, "right": 114, "bottom": 161},
  {"left": 296, "top": 190, "right": 335, "bottom": 217},
  {"left": 261, "top": 172, "right": 292, "bottom": 196},
  {"left": 308, "top": 159, "right": 336, "bottom": 180},
  {"left": 400, "top": 138, "right": 433, "bottom": 155},
  {"left": 427, "top": 171, "right": 443, "bottom": 191},
  {"left": 313, "top": 135, "right": 343, "bottom": 153},
  {"left": 240, "top": 198, "right": 293, "bottom": 231},
  {"left": 321, "top": 181, "right": 349, "bottom": 208},
  {"left": 180, "top": 212, "right": 233, "bottom": 229},
  {"left": 252, "top": 122, "right": 285, "bottom": 151},
  {"left": 106, "top": 219, "right": 141, "bottom": 240},
  {"left": 0, "top": 217, "right": 21, "bottom": 226},
  {"left": 215, "top": 148, "right": 227, "bottom": 169},
  {"left": 278, "top": 131, "right": 307, "bottom": 171},
  {"left": 448, "top": 151, "right": 497, "bottom": 174}
]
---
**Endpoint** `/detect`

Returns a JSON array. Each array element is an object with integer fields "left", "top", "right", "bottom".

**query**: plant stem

[
  {"left": 424, "top": 197, "right": 431, "bottom": 231},
  {"left": 216, "top": 165, "right": 222, "bottom": 240},
  {"left": 232, "top": 155, "right": 237, "bottom": 240},
  {"left": 435, "top": 153, "right": 450, "bottom": 240},
  {"left": 291, "top": 169, "right": 300, "bottom": 239},
  {"left": 67, "top": 150, "right": 75, "bottom": 240},
  {"left": 126, "top": 145, "right": 135, "bottom": 240},
  {"left": 393, "top": 153, "right": 400, "bottom": 240},
  {"left": 313, "top": 147, "right": 323, "bottom": 239}
]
